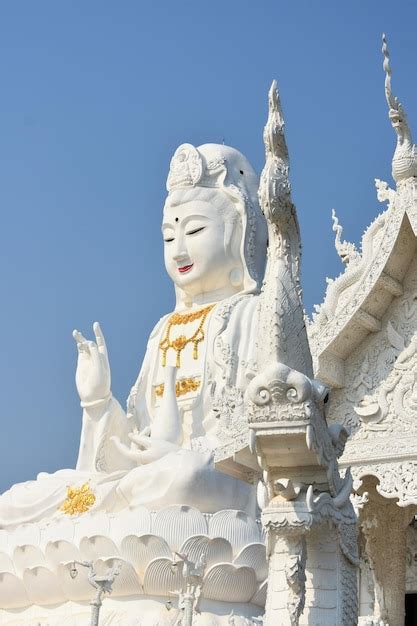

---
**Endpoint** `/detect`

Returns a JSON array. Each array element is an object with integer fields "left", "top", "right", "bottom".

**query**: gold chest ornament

[{"left": 159, "top": 303, "right": 215, "bottom": 368}]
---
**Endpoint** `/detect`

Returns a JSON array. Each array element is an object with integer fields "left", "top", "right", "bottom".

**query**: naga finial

[
  {"left": 381, "top": 33, "right": 417, "bottom": 183},
  {"left": 256, "top": 80, "right": 313, "bottom": 377},
  {"left": 263, "top": 80, "right": 289, "bottom": 166},
  {"left": 259, "top": 80, "right": 291, "bottom": 222},
  {"left": 331, "top": 209, "right": 358, "bottom": 266}
]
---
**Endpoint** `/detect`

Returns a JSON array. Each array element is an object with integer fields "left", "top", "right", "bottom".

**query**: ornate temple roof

[{"left": 309, "top": 35, "right": 417, "bottom": 389}]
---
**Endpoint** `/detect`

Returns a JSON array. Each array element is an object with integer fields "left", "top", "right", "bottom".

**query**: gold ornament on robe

[
  {"left": 60, "top": 482, "right": 96, "bottom": 515},
  {"left": 159, "top": 304, "right": 215, "bottom": 367},
  {"left": 154, "top": 377, "right": 201, "bottom": 398}
]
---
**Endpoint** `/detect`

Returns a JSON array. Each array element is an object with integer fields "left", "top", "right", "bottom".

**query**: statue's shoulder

[
  {"left": 213, "top": 292, "right": 259, "bottom": 322},
  {"left": 147, "top": 312, "right": 171, "bottom": 342}
]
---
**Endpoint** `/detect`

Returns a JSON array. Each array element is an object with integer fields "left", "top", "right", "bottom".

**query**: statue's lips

[{"left": 178, "top": 264, "right": 194, "bottom": 274}]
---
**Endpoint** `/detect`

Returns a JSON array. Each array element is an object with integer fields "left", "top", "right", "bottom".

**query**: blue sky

[{"left": 1, "top": 1, "right": 416, "bottom": 492}]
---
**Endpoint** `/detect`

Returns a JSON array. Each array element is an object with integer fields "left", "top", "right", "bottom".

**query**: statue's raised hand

[{"left": 73, "top": 322, "right": 111, "bottom": 407}]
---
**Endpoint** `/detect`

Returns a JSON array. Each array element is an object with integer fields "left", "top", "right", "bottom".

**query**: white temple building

[{"left": 0, "top": 35, "right": 415, "bottom": 626}]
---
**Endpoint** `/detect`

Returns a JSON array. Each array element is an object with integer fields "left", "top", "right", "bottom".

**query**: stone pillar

[
  {"left": 262, "top": 500, "right": 358, "bottom": 626},
  {"left": 360, "top": 488, "right": 415, "bottom": 626},
  {"left": 90, "top": 595, "right": 102, "bottom": 626},
  {"left": 263, "top": 521, "right": 307, "bottom": 626}
]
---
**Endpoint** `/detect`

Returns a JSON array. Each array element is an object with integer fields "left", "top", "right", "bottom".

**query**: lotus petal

[
  {"left": 251, "top": 579, "right": 268, "bottom": 607},
  {"left": 0, "top": 571, "right": 29, "bottom": 608},
  {"left": 121, "top": 534, "right": 171, "bottom": 577},
  {"left": 0, "top": 551, "right": 15, "bottom": 574},
  {"left": 40, "top": 516, "right": 76, "bottom": 547},
  {"left": 57, "top": 561, "right": 92, "bottom": 602},
  {"left": 233, "top": 543, "right": 267, "bottom": 582},
  {"left": 95, "top": 557, "right": 142, "bottom": 597},
  {"left": 79, "top": 535, "right": 119, "bottom": 561},
  {"left": 205, "top": 538, "right": 233, "bottom": 568},
  {"left": 110, "top": 506, "right": 152, "bottom": 544},
  {"left": 178, "top": 535, "right": 234, "bottom": 570},
  {"left": 209, "top": 511, "right": 260, "bottom": 553},
  {"left": 12, "top": 523, "right": 41, "bottom": 549},
  {"left": 153, "top": 506, "right": 207, "bottom": 551},
  {"left": 23, "top": 565, "right": 66, "bottom": 605},
  {"left": 74, "top": 512, "right": 110, "bottom": 544},
  {"left": 179, "top": 535, "right": 210, "bottom": 564},
  {"left": 13, "top": 545, "right": 45, "bottom": 575},
  {"left": 143, "top": 556, "right": 184, "bottom": 596},
  {"left": 203, "top": 563, "right": 257, "bottom": 603},
  {"left": 0, "top": 530, "right": 9, "bottom": 553},
  {"left": 45, "top": 540, "right": 81, "bottom": 570}
]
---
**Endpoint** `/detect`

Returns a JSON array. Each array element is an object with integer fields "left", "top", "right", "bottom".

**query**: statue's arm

[
  {"left": 76, "top": 396, "right": 134, "bottom": 472},
  {"left": 73, "top": 322, "right": 135, "bottom": 472}
]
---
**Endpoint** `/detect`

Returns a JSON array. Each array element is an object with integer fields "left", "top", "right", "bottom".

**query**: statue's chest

[{"left": 152, "top": 306, "right": 215, "bottom": 408}]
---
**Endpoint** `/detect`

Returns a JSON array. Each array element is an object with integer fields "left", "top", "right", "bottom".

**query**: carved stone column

[
  {"left": 262, "top": 504, "right": 308, "bottom": 626},
  {"left": 248, "top": 362, "right": 358, "bottom": 625},
  {"left": 251, "top": 80, "right": 358, "bottom": 625},
  {"left": 359, "top": 485, "right": 416, "bottom": 626}
]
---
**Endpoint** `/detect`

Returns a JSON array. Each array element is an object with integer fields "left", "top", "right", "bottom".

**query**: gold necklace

[{"left": 159, "top": 304, "right": 215, "bottom": 368}]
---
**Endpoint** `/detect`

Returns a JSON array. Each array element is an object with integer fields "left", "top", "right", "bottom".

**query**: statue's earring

[{"left": 229, "top": 267, "right": 243, "bottom": 288}]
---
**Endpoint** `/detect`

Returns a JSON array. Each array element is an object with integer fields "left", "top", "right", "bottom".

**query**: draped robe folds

[{"left": 0, "top": 294, "right": 260, "bottom": 529}]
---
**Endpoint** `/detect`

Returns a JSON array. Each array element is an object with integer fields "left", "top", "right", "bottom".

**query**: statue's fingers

[
  {"left": 88, "top": 341, "right": 101, "bottom": 366},
  {"left": 128, "top": 432, "right": 153, "bottom": 449},
  {"left": 93, "top": 322, "right": 108, "bottom": 357},
  {"left": 136, "top": 449, "right": 154, "bottom": 464},
  {"left": 73, "top": 330, "right": 89, "bottom": 353},
  {"left": 73, "top": 329, "right": 88, "bottom": 343},
  {"left": 111, "top": 436, "right": 142, "bottom": 462}
]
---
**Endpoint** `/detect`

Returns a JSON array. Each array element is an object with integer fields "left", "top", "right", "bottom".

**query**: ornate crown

[{"left": 166, "top": 144, "right": 226, "bottom": 192}]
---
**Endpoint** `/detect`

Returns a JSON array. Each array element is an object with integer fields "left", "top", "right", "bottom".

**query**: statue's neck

[{"left": 182, "top": 285, "right": 240, "bottom": 309}]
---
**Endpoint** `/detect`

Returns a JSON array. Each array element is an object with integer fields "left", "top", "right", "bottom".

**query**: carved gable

[{"left": 310, "top": 182, "right": 417, "bottom": 505}]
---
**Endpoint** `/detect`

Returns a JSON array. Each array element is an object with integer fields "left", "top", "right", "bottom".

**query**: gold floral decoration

[{"left": 60, "top": 482, "right": 96, "bottom": 515}]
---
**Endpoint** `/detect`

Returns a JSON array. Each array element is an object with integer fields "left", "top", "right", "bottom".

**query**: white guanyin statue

[
  {"left": 0, "top": 85, "right": 324, "bottom": 626},
  {"left": 0, "top": 143, "right": 270, "bottom": 527}
]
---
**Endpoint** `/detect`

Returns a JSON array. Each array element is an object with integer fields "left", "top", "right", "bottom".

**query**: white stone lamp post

[{"left": 70, "top": 560, "right": 121, "bottom": 626}]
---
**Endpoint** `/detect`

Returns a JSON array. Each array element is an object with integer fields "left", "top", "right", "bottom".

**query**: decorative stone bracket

[{"left": 248, "top": 362, "right": 358, "bottom": 625}]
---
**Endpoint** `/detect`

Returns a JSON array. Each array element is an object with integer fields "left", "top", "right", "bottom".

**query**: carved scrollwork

[
  {"left": 248, "top": 362, "right": 312, "bottom": 409},
  {"left": 352, "top": 461, "right": 417, "bottom": 506}
]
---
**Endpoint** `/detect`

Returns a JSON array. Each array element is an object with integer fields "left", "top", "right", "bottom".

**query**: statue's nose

[
  {"left": 173, "top": 251, "right": 189, "bottom": 262},
  {"left": 172, "top": 239, "right": 189, "bottom": 262}
]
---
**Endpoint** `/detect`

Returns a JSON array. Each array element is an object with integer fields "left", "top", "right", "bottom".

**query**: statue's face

[{"left": 162, "top": 188, "right": 242, "bottom": 301}]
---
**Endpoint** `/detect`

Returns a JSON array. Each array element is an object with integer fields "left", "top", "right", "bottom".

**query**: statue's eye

[
  {"left": 164, "top": 236, "right": 175, "bottom": 243},
  {"left": 186, "top": 226, "right": 205, "bottom": 236}
]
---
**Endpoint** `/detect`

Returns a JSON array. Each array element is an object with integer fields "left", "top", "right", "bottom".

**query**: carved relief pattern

[
  {"left": 284, "top": 536, "right": 307, "bottom": 626},
  {"left": 327, "top": 254, "right": 417, "bottom": 440},
  {"left": 352, "top": 461, "right": 417, "bottom": 504},
  {"left": 309, "top": 185, "right": 404, "bottom": 352},
  {"left": 339, "top": 547, "right": 359, "bottom": 626}
]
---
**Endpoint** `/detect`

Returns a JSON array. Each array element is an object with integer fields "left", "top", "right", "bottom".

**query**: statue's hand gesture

[
  {"left": 111, "top": 427, "right": 179, "bottom": 465},
  {"left": 73, "top": 322, "right": 111, "bottom": 407}
]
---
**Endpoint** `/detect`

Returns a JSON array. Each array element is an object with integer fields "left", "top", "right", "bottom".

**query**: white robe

[{"left": 0, "top": 294, "right": 260, "bottom": 528}]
